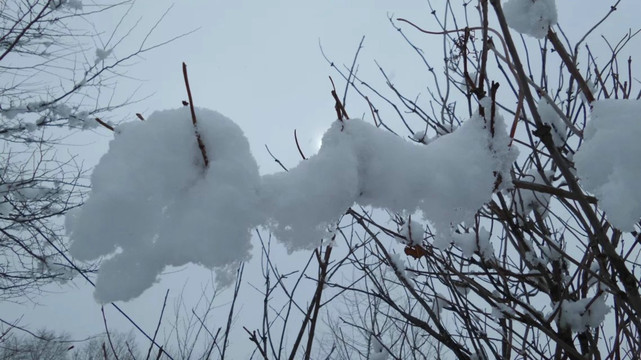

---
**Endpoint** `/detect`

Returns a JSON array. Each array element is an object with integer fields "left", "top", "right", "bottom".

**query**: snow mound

[
  {"left": 67, "top": 108, "right": 263, "bottom": 302},
  {"left": 575, "top": 100, "right": 641, "bottom": 232},
  {"left": 68, "top": 106, "right": 517, "bottom": 302},
  {"left": 503, "top": 0, "right": 557, "bottom": 39},
  {"left": 261, "top": 121, "right": 359, "bottom": 250}
]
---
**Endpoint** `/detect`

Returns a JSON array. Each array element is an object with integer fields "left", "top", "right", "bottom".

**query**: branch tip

[{"left": 182, "top": 62, "right": 209, "bottom": 168}]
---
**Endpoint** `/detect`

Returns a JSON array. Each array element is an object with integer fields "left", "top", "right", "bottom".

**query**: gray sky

[{"left": 1, "top": 0, "right": 639, "bottom": 357}]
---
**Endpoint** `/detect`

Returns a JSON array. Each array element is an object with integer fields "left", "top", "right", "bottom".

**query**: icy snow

[
  {"left": 575, "top": 100, "right": 641, "bottom": 232},
  {"left": 491, "top": 302, "right": 516, "bottom": 319},
  {"left": 49, "top": 0, "right": 83, "bottom": 10},
  {"left": 451, "top": 227, "right": 494, "bottom": 260},
  {"left": 555, "top": 294, "right": 610, "bottom": 332},
  {"left": 395, "top": 218, "right": 424, "bottom": 246},
  {"left": 66, "top": 0, "right": 82, "bottom": 10},
  {"left": 388, "top": 253, "right": 410, "bottom": 283},
  {"left": 503, "top": 0, "right": 557, "bottom": 39},
  {"left": 517, "top": 168, "right": 554, "bottom": 217},
  {"left": 68, "top": 106, "right": 517, "bottom": 302},
  {"left": 538, "top": 98, "right": 567, "bottom": 147},
  {"left": 432, "top": 295, "right": 449, "bottom": 319},
  {"left": 368, "top": 337, "right": 388, "bottom": 360}
]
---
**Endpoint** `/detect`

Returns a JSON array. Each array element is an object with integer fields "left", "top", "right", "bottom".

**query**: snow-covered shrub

[{"left": 58, "top": 0, "right": 641, "bottom": 358}]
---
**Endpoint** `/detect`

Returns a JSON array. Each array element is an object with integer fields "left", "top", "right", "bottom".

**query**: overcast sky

[{"left": 1, "top": 0, "right": 639, "bottom": 357}]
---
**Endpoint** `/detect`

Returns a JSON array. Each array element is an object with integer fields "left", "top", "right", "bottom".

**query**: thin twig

[
  {"left": 294, "top": 129, "right": 308, "bottom": 160},
  {"left": 101, "top": 306, "right": 121, "bottom": 360},
  {"left": 182, "top": 62, "right": 210, "bottom": 167},
  {"left": 146, "top": 290, "right": 169, "bottom": 360},
  {"left": 574, "top": 0, "right": 621, "bottom": 56},
  {"left": 243, "top": 327, "right": 269, "bottom": 360},
  {"left": 365, "top": 96, "right": 380, "bottom": 127},
  {"left": 509, "top": 90, "right": 524, "bottom": 144},
  {"left": 343, "top": 36, "right": 366, "bottom": 107},
  {"left": 303, "top": 245, "right": 333, "bottom": 360},
  {"left": 491, "top": 45, "right": 584, "bottom": 137},
  {"left": 264, "top": 145, "right": 288, "bottom": 172},
  {"left": 221, "top": 264, "right": 244, "bottom": 360},
  {"left": 287, "top": 245, "right": 333, "bottom": 360},
  {"left": 95, "top": 118, "right": 114, "bottom": 131},
  {"left": 396, "top": 17, "right": 511, "bottom": 64},
  {"left": 513, "top": 180, "right": 597, "bottom": 204},
  {"left": 547, "top": 30, "right": 595, "bottom": 103},
  {"left": 329, "top": 76, "right": 349, "bottom": 121}
]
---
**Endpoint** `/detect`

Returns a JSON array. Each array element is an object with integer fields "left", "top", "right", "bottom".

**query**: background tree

[
  {"left": 0, "top": 0, "right": 178, "bottom": 300},
  {"left": 70, "top": 331, "right": 140, "bottom": 360},
  {"left": 0, "top": 327, "right": 139, "bottom": 360},
  {"left": 0, "top": 329, "right": 73, "bottom": 360}
]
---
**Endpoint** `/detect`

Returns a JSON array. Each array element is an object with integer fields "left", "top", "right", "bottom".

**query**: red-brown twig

[
  {"left": 182, "top": 62, "right": 209, "bottom": 168},
  {"left": 477, "top": 0, "right": 491, "bottom": 97},
  {"left": 489, "top": 81, "right": 500, "bottom": 137},
  {"left": 95, "top": 118, "right": 114, "bottom": 131},
  {"left": 329, "top": 76, "right": 349, "bottom": 121}
]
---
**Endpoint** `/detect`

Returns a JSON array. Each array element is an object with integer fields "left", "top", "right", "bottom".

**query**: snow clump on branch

[
  {"left": 67, "top": 106, "right": 517, "bottom": 302},
  {"left": 553, "top": 294, "right": 611, "bottom": 332},
  {"left": 503, "top": 0, "right": 557, "bottom": 39},
  {"left": 574, "top": 99, "right": 641, "bottom": 232},
  {"left": 67, "top": 108, "right": 263, "bottom": 302}
]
